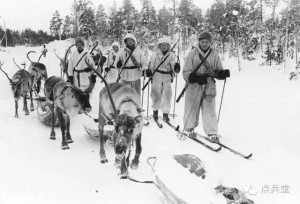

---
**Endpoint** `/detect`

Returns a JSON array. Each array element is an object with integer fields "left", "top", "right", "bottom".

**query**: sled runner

[
  {"left": 83, "top": 121, "right": 114, "bottom": 141},
  {"left": 128, "top": 154, "right": 220, "bottom": 204}
]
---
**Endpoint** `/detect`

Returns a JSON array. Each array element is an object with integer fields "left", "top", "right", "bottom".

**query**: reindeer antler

[
  {"left": 53, "top": 49, "right": 63, "bottom": 61},
  {"left": 85, "top": 58, "right": 118, "bottom": 117},
  {"left": 0, "top": 62, "right": 12, "bottom": 83},
  {"left": 64, "top": 44, "right": 75, "bottom": 78},
  {"left": 13, "top": 58, "right": 23, "bottom": 70},
  {"left": 27, "top": 51, "right": 36, "bottom": 63},
  {"left": 21, "top": 62, "right": 26, "bottom": 69}
]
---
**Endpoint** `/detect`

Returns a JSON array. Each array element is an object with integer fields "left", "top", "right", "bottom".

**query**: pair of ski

[{"left": 162, "top": 120, "right": 253, "bottom": 160}]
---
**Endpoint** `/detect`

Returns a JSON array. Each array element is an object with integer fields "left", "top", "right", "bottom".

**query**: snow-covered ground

[{"left": 0, "top": 40, "right": 299, "bottom": 204}]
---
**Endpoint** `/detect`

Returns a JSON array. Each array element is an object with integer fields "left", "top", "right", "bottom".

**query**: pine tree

[
  {"left": 121, "top": 0, "right": 139, "bottom": 31},
  {"left": 178, "top": 0, "right": 194, "bottom": 29},
  {"left": 79, "top": 6, "right": 96, "bottom": 39},
  {"left": 178, "top": 0, "right": 196, "bottom": 50},
  {"left": 50, "top": 10, "right": 63, "bottom": 40},
  {"left": 70, "top": 0, "right": 92, "bottom": 37},
  {"left": 107, "top": 1, "right": 124, "bottom": 41},
  {"left": 62, "top": 15, "right": 73, "bottom": 39},
  {"left": 157, "top": 6, "right": 172, "bottom": 36},
  {"left": 140, "top": 0, "right": 156, "bottom": 30},
  {"left": 95, "top": 4, "right": 108, "bottom": 41}
]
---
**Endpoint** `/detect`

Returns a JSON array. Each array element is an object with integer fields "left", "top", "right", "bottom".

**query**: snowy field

[{"left": 0, "top": 40, "right": 300, "bottom": 204}]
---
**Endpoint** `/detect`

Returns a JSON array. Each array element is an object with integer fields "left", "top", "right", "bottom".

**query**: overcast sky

[{"left": 0, "top": 0, "right": 215, "bottom": 33}]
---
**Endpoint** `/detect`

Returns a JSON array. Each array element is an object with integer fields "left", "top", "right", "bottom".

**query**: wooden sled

[
  {"left": 83, "top": 121, "right": 114, "bottom": 142},
  {"left": 129, "top": 155, "right": 214, "bottom": 204},
  {"left": 147, "top": 157, "right": 188, "bottom": 204}
]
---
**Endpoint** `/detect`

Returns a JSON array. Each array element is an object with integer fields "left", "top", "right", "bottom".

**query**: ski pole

[
  {"left": 142, "top": 75, "right": 146, "bottom": 106},
  {"left": 171, "top": 39, "right": 180, "bottom": 119},
  {"left": 217, "top": 78, "right": 226, "bottom": 123},
  {"left": 171, "top": 72, "right": 178, "bottom": 119},
  {"left": 145, "top": 78, "right": 151, "bottom": 122}
]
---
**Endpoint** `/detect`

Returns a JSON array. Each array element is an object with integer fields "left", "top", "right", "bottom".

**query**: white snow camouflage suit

[
  {"left": 115, "top": 34, "right": 147, "bottom": 95},
  {"left": 67, "top": 48, "right": 95, "bottom": 91},
  {"left": 182, "top": 46, "right": 223, "bottom": 135},
  {"left": 148, "top": 42, "right": 176, "bottom": 114},
  {"left": 105, "top": 42, "right": 120, "bottom": 84}
]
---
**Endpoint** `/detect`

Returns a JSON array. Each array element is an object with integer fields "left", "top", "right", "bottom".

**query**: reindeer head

[
  {"left": 37, "top": 63, "right": 48, "bottom": 80},
  {"left": 10, "top": 70, "right": 32, "bottom": 100},
  {"left": 10, "top": 79, "right": 23, "bottom": 99},
  {"left": 114, "top": 113, "right": 142, "bottom": 160},
  {"left": 91, "top": 52, "right": 101, "bottom": 66}
]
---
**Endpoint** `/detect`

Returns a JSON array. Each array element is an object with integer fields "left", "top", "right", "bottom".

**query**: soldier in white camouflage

[
  {"left": 182, "top": 32, "right": 230, "bottom": 143},
  {"left": 104, "top": 41, "right": 120, "bottom": 84},
  {"left": 115, "top": 33, "right": 148, "bottom": 95},
  {"left": 67, "top": 38, "right": 96, "bottom": 92},
  {"left": 145, "top": 37, "right": 180, "bottom": 122}
]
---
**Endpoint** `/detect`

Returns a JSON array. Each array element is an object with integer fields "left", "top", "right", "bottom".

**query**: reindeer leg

[
  {"left": 36, "top": 79, "right": 41, "bottom": 94},
  {"left": 119, "top": 157, "right": 128, "bottom": 179},
  {"left": 65, "top": 114, "right": 73, "bottom": 143},
  {"left": 23, "top": 96, "right": 29, "bottom": 115},
  {"left": 30, "top": 88, "right": 34, "bottom": 111},
  {"left": 57, "top": 108, "right": 69, "bottom": 150},
  {"left": 130, "top": 133, "right": 142, "bottom": 169},
  {"left": 99, "top": 116, "right": 108, "bottom": 163},
  {"left": 49, "top": 102, "right": 56, "bottom": 139},
  {"left": 14, "top": 100, "right": 19, "bottom": 118}
]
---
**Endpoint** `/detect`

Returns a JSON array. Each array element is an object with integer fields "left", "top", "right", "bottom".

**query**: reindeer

[
  {"left": 53, "top": 44, "right": 75, "bottom": 78},
  {"left": 86, "top": 59, "right": 143, "bottom": 179},
  {"left": 0, "top": 61, "right": 34, "bottom": 117},
  {"left": 27, "top": 51, "right": 48, "bottom": 95},
  {"left": 44, "top": 75, "right": 93, "bottom": 149},
  {"left": 98, "top": 83, "right": 143, "bottom": 178}
]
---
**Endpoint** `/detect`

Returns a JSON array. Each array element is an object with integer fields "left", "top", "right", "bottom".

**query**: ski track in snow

[{"left": 0, "top": 40, "right": 300, "bottom": 204}]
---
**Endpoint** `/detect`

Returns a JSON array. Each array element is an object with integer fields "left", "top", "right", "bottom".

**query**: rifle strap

[
  {"left": 73, "top": 52, "right": 88, "bottom": 72},
  {"left": 123, "top": 47, "right": 137, "bottom": 68},
  {"left": 192, "top": 48, "right": 212, "bottom": 75}
]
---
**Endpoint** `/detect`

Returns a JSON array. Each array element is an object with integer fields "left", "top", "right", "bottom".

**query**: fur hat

[
  {"left": 111, "top": 41, "right": 120, "bottom": 49},
  {"left": 198, "top": 32, "right": 212, "bottom": 42},
  {"left": 123, "top": 33, "right": 137, "bottom": 44},
  {"left": 75, "top": 38, "right": 85, "bottom": 46},
  {"left": 157, "top": 37, "right": 171, "bottom": 47}
]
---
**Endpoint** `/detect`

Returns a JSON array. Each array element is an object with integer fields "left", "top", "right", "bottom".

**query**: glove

[
  {"left": 188, "top": 72, "right": 199, "bottom": 83},
  {"left": 104, "top": 67, "right": 111, "bottom": 72},
  {"left": 197, "top": 75, "right": 208, "bottom": 85},
  {"left": 116, "top": 60, "right": 123, "bottom": 68},
  {"left": 91, "top": 75, "right": 96, "bottom": 84},
  {"left": 215, "top": 69, "right": 230, "bottom": 80},
  {"left": 174, "top": 63, "right": 181, "bottom": 73},
  {"left": 145, "top": 69, "right": 152, "bottom": 77},
  {"left": 67, "top": 76, "right": 73, "bottom": 84},
  {"left": 100, "top": 56, "right": 107, "bottom": 67}
]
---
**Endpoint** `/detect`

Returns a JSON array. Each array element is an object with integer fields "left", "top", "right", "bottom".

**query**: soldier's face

[
  {"left": 199, "top": 39, "right": 211, "bottom": 50},
  {"left": 113, "top": 46, "right": 119, "bottom": 53},
  {"left": 159, "top": 43, "right": 169, "bottom": 52},
  {"left": 126, "top": 38, "right": 135, "bottom": 47},
  {"left": 76, "top": 42, "right": 84, "bottom": 52}
]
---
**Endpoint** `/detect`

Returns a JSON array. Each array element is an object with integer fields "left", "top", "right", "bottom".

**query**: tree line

[
  {"left": 0, "top": 27, "right": 55, "bottom": 47},
  {"left": 1, "top": 0, "right": 300, "bottom": 60}
]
